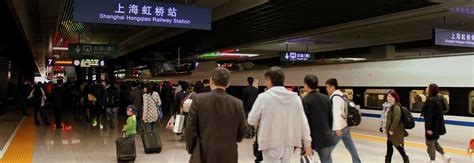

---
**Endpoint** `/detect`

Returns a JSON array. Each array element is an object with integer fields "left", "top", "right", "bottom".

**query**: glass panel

[
  {"left": 340, "top": 89, "right": 354, "bottom": 101},
  {"left": 470, "top": 91, "right": 474, "bottom": 115},
  {"left": 364, "top": 89, "right": 390, "bottom": 109},
  {"left": 439, "top": 90, "right": 450, "bottom": 113},
  {"left": 410, "top": 90, "right": 426, "bottom": 112}
]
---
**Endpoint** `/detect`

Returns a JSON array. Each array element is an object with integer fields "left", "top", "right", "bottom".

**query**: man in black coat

[
  {"left": 20, "top": 81, "right": 32, "bottom": 116},
  {"left": 302, "top": 75, "right": 336, "bottom": 163},
  {"left": 52, "top": 80, "right": 67, "bottom": 129},
  {"left": 241, "top": 77, "right": 259, "bottom": 138},
  {"left": 422, "top": 83, "right": 450, "bottom": 162}
]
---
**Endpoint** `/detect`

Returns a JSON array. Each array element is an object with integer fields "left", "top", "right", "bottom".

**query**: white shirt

[
  {"left": 330, "top": 90, "right": 347, "bottom": 130},
  {"left": 248, "top": 86, "right": 312, "bottom": 150}
]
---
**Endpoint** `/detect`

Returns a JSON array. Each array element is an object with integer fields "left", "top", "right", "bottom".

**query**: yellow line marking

[
  {"left": 352, "top": 132, "right": 474, "bottom": 157},
  {"left": 0, "top": 115, "right": 37, "bottom": 163}
]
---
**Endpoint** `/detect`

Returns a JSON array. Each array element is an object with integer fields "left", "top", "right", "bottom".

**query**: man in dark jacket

[
  {"left": 52, "top": 80, "right": 67, "bottom": 129},
  {"left": 422, "top": 83, "right": 450, "bottom": 162},
  {"left": 185, "top": 67, "right": 248, "bottom": 163},
  {"left": 302, "top": 75, "right": 336, "bottom": 163},
  {"left": 128, "top": 82, "right": 143, "bottom": 131},
  {"left": 175, "top": 82, "right": 189, "bottom": 114},
  {"left": 102, "top": 81, "right": 120, "bottom": 128},
  {"left": 202, "top": 79, "right": 211, "bottom": 92},
  {"left": 30, "top": 83, "right": 49, "bottom": 126},
  {"left": 241, "top": 77, "right": 259, "bottom": 138},
  {"left": 161, "top": 81, "right": 173, "bottom": 114},
  {"left": 20, "top": 81, "right": 32, "bottom": 116}
]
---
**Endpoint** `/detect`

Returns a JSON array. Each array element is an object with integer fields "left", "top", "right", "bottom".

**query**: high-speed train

[{"left": 147, "top": 54, "right": 473, "bottom": 148}]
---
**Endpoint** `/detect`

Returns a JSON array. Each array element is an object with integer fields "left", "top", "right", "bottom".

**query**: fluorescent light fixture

[
  {"left": 338, "top": 58, "right": 367, "bottom": 61},
  {"left": 53, "top": 47, "right": 68, "bottom": 51},
  {"left": 199, "top": 52, "right": 259, "bottom": 59}
]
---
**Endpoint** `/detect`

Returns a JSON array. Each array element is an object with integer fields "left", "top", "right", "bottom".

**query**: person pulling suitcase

[{"left": 116, "top": 105, "right": 138, "bottom": 161}]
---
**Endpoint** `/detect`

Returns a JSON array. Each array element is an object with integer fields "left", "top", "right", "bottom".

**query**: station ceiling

[{"left": 6, "top": 0, "right": 474, "bottom": 75}]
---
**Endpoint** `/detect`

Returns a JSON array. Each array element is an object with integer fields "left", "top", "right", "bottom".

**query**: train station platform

[
  {"left": 0, "top": 112, "right": 472, "bottom": 163},
  {"left": 0, "top": 106, "right": 23, "bottom": 161}
]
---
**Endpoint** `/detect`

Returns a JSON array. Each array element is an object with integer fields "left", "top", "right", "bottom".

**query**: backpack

[
  {"left": 33, "top": 88, "right": 43, "bottom": 99},
  {"left": 331, "top": 94, "right": 361, "bottom": 127},
  {"left": 398, "top": 104, "right": 415, "bottom": 129}
]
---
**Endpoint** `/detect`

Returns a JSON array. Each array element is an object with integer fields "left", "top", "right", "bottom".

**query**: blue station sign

[
  {"left": 280, "top": 52, "right": 315, "bottom": 62},
  {"left": 433, "top": 28, "right": 474, "bottom": 48},
  {"left": 74, "top": 0, "right": 211, "bottom": 30}
]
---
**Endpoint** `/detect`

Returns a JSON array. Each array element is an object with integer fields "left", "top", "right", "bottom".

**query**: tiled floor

[{"left": 25, "top": 113, "right": 474, "bottom": 163}]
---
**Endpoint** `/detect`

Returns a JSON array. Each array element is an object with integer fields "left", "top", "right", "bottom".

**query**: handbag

[
  {"left": 253, "top": 128, "right": 263, "bottom": 162},
  {"left": 166, "top": 115, "right": 175, "bottom": 130},
  {"left": 150, "top": 92, "right": 163, "bottom": 121},
  {"left": 181, "top": 93, "right": 194, "bottom": 113},
  {"left": 300, "top": 155, "right": 313, "bottom": 163},
  {"left": 173, "top": 114, "right": 185, "bottom": 133}
]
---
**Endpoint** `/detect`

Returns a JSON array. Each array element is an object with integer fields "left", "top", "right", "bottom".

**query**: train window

[
  {"left": 409, "top": 89, "right": 449, "bottom": 113},
  {"left": 410, "top": 90, "right": 426, "bottom": 112},
  {"left": 469, "top": 91, "right": 474, "bottom": 115},
  {"left": 340, "top": 89, "right": 354, "bottom": 101},
  {"left": 439, "top": 90, "right": 450, "bottom": 113},
  {"left": 364, "top": 89, "right": 390, "bottom": 109}
]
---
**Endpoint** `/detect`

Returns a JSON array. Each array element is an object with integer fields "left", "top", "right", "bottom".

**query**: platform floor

[
  {"left": 0, "top": 112, "right": 473, "bottom": 163},
  {"left": 0, "top": 106, "right": 23, "bottom": 153}
]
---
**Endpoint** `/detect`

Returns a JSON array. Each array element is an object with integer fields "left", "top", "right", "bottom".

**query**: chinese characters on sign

[
  {"left": 68, "top": 43, "right": 119, "bottom": 58},
  {"left": 75, "top": 59, "right": 106, "bottom": 68},
  {"left": 280, "top": 52, "right": 315, "bottom": 62},
  {"left": 434, "top": 28, "right": 474, "bottom": 48},
  {"left": 74, "top": 0, "right": 211, "bottom": 30}
]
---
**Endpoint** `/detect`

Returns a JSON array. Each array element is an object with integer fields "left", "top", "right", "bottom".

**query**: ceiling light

[{"left": 53, "top": 47, "right": 68, "bottom": 51}]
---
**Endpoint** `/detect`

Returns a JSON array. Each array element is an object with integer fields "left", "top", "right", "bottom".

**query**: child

[{"left": 123, "top": 105, "right": 138, "bottom": 137}]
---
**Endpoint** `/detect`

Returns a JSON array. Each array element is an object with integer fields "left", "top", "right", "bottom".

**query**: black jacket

[
  {"left": 422, "top": 95, "right": 447, "bottom": 140},
  {"left": 302, "top": 91, "right": 335, "bottom": 149},
  {"left": 102, "top": 86, "right": 120, "bottom": 108},
  {"left": 52, "top": 85, "right": 67, "bottom": 107},
  {"left": 175, "top": 90, "right": 189, "bottom": 114},
  {"left": 241, "top": 85, "right": 259, "bottom": 113}
]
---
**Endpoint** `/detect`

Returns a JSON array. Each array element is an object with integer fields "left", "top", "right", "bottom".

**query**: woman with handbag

[{"left": 142, "top": 84, "right": 161, "bottom": 131}]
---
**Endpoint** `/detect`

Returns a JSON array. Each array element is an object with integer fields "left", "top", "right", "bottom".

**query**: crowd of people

[{"left": 19, "top": 66, "right": 451, "bottom": 163}]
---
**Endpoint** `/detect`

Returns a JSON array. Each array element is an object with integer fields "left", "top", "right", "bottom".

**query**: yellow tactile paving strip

[
  {"left": 0, "top": 115, "right": 36, "bottom": 163},
  {"left": 352, "top": 132, "right": 474, "bottom": 157}
]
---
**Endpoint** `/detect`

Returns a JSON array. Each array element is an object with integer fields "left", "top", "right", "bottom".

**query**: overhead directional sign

[
  {"left": 433, "top": 28, "right": 474, "bottom": 48},
  {"left": 73, "top": 0, "right": 211, "bottom": 30},
  {"left": 68, "top": 43, "right": 119, "bottom": 58},
  {"left": 280, "top": 52, "right": 315, "bottom": 62}
]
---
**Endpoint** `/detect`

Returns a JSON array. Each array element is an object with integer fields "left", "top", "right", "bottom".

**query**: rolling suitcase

[
  {"left": 141, "top": 124, "right": 162, "bottom": 153},
  {"left": 116, "top": 136, "right": 136, "bottom": 161}
]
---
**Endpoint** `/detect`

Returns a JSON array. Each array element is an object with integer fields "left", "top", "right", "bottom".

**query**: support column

[
  {"left": 87, "top": 67, "right": 93, "bottom": 83},
  {"left": 125, "top": 61, "right": 133, "bottom": 78},
  {"left": 371, "top": 45, "right": 396, "bottom": 59},
  {"left": 0, "top": 57, "right": 9, "bottom": 107},
  {"left": 96, "top": 67, "right": 102, "bottom": 82}
]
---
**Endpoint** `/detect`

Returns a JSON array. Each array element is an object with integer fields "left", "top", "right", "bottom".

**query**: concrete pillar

[
  {"left": 96, "top": 67, "right": 102, "bottom": 82},
  {"left": 125, "top": 61, "right": 133, "bottom": 78},
  {"left": 371, "top": 45, "right": 396, "bottom": 59},
  {"left": 87, "top": 67, "right": 93, "bottom": 83},
  {"left": 0, "top": 57, "right": 9, "bottom": 106}
]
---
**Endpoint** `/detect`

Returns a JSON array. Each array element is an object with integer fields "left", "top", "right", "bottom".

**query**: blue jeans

[
  {"left": 106, "top": 107, "right": 118, "bottom": 125},
  {"left": 332, "top": 127, "right": 361, "bottom": 163},
  {"left": 316, "top": 146, "right": 335, "bottom": 163}
]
